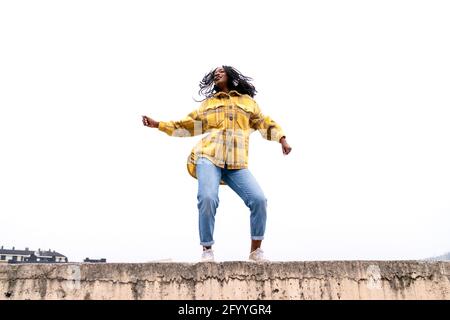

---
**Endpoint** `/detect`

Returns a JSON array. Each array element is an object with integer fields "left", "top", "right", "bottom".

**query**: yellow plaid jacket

[{"left": 158, "top": 90, "right": 286, "bottom": 185}]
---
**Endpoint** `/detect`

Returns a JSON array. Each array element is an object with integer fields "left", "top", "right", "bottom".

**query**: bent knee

[
  {"left": 197, "top": 193, "right": 219, "bottom": 205},
  {"left": 247, "top": 194, "right": 267, "bottom": 207}
]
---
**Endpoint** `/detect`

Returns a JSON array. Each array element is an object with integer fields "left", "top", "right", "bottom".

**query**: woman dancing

[{"left": 142, "top": 66, "right": 292, "bottom": 262}]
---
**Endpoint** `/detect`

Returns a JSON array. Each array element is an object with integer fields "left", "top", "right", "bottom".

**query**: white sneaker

[
  {"left": 201, "top": 249, "right": 215, "bottom": 262},
  {"left": 249, "top": 248, "right": 269, "bottom": 262}
]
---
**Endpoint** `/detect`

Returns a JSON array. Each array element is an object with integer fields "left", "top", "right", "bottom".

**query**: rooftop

[{"left": 0, "top": 246, "right": 67, "bottom": 258}]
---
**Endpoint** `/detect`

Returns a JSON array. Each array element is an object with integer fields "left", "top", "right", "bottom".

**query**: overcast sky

[{"left": 1, "top": 0, "right": 449, "bottom": 263}]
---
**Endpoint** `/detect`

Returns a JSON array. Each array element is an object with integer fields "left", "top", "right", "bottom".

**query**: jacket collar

[{"left": 213, "top": 90, "right": 242, "bottom": 98}]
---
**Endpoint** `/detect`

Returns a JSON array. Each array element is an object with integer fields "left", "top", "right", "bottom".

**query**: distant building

[
  {"left": 84, "top": 258, "right": 107, "bottom": 263},
  {"left": 0, "top": 246, "right": 68, "bottom": 264}
]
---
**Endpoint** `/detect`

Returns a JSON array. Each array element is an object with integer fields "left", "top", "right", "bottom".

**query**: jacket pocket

[
  {"left": 204, "top": 105, "right": 225, "bottom": 128},
  {"left": 235, "top": 102, "right": 254, "bottom": 114},
  {"left": 235, "top": 103, "right": 252, "bottom": 130}
]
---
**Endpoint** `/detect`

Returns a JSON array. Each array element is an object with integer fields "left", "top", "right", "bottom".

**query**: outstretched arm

[
  {"left": 249, "top": 103, "right": 292, "bottom": 155},
  {"left": 142, "top": 108, "right": 204, "bottom": 137}
]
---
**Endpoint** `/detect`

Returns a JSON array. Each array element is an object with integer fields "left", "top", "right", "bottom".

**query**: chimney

[
  {"left": 25, "top": 247, "right": 29, "bottom": 251},
  {"left": 12, "top": 246, "right": 15, "bottom": 250},
  {"left": 1, "top": 246, "right": 3, "bottom": 249}
]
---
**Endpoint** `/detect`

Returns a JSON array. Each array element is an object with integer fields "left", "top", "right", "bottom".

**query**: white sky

[{"left": 1, "top": 0, "right": 449, "bottom": 263}]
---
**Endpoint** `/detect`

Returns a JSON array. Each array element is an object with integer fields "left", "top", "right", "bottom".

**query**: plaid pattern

[{"left": 158, "top": 90, "right": 286, "bottom": 185}]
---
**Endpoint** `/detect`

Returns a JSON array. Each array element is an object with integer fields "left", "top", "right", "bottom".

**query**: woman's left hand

[{"left": 280, "top": 138, "right": 292, "bottom": 155}]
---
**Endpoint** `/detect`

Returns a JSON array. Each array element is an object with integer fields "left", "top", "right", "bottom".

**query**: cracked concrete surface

[{"left": 0, "top": 261, "right": 449, "bottom": 300}]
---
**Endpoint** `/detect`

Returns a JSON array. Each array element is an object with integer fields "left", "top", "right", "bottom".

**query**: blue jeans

[{"left": 196, "top": 157, "right": 268, "bottom": 246}]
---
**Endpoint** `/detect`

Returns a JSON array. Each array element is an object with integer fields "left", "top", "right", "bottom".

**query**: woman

[{"left": 142, "top": 66, "right": 292, "bottom": 262}]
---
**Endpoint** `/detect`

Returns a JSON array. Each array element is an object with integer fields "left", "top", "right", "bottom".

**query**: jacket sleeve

[
  {"left": 158, "top": 108, "right": 204, "bottom": 137},
  {"left": 249, "top": 103, "right": 286, "bottom": 143}
]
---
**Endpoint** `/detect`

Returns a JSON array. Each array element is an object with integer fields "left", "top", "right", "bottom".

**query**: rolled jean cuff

[
  {"left": 200, "top": 240, "right": 215, "bottom": 246},
  {"left": 251, "top": 236, "right": 264, "bottom": 240}
]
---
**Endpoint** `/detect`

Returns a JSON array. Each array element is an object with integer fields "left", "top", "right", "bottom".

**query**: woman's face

[{"left": 213, "top": 67, "right": 228, "bottom": 89}]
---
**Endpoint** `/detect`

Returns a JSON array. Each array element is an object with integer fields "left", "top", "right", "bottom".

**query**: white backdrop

[{"left": 1, "top": 0, "right": 449, "bottom": 262}]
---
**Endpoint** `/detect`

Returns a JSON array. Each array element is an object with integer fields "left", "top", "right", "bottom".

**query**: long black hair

[{"left": 197, "top": 66, "right": 257, "bottom": 101}]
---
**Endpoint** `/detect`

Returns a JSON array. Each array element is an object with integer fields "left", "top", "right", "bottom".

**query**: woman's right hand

[{"left": 142, "top": 115, "right": 159, "bottom": 128}]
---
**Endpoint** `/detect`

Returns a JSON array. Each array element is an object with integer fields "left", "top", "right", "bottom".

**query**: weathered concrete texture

[{"left": 0, "top": 261, "right": 449, "bottom": 300}]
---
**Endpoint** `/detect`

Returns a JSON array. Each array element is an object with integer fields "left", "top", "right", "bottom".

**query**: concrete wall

[{"left": 1, "top": 261, "right": 449, "bottom": 300}]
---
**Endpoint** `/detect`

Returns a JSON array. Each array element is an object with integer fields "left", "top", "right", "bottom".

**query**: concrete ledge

[{"left": 1, "top": 261, "right": 449, "bottom": 300}]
